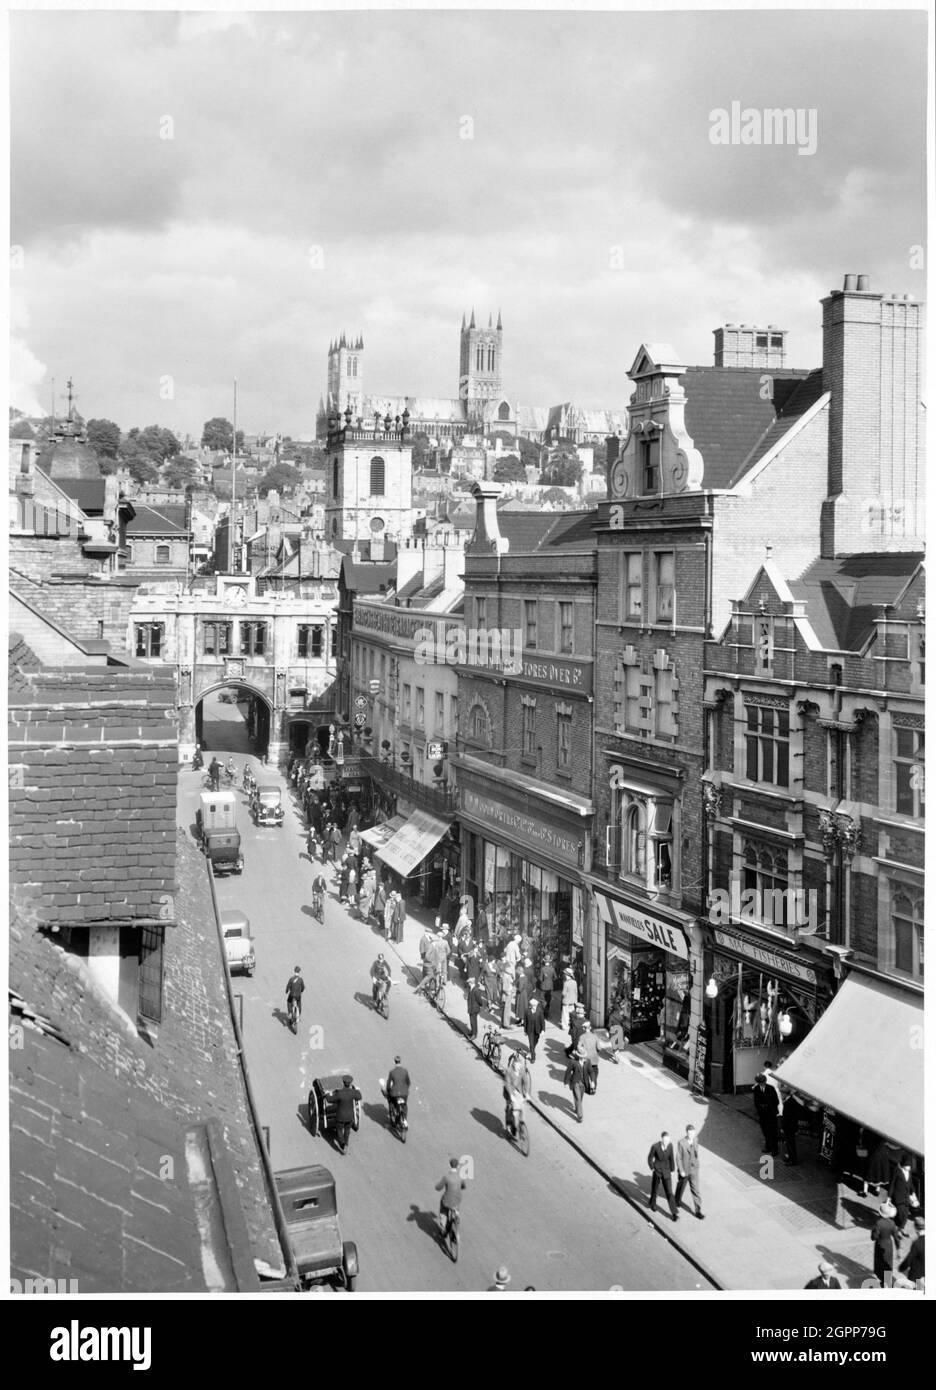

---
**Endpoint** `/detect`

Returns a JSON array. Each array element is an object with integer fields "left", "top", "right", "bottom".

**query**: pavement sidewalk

[{"left": 375, "top": 896, "right": 890, "bottom": 1294}]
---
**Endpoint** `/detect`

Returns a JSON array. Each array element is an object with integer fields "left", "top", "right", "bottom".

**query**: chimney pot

[
  {"left": 843, "top": 274, "right": 858, "bottom": 292},
  {"left": 856, "top": 274, "right": 870, "bottom": 292}
]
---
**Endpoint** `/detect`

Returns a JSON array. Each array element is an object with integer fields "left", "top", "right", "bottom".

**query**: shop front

[
  {"left": 375, "top": 809, "right": 460, "bottom": 910},
  {"left": 594, "top": 889, "right": 695, "bottom": 1079},
  {"left": 457, "top": 772, "right": 590, "bottom": 989},
  {"left": 703, "top": 923, "right": 834, "bottom": 1094}
]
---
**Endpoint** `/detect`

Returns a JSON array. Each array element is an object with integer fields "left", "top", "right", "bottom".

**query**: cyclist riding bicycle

[
  {"left": 435, "top": 1157, "right": 466, "bottom": 1231},
  {"left": 311, "top": 872, "right": 328, "bottom": 915},
  {"left": 502, "top": 1051, "right": 532, "bottom": 1137},
  {"left": 386, "top": 1054, "right": 411, "bottom": 1129},
  {"left": 225, "top": 757, "right": 236, "bottom": 783},
  {"left": 285, "top": 966, "right": 305, "bottom": 1022},
  {"left": 371, "top": 953, "right": 392, "bottom": 1007}
]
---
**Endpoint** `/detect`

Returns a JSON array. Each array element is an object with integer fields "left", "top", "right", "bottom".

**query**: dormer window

[{"left": 641, "top": 437, "right": 660, "bottom": 494}]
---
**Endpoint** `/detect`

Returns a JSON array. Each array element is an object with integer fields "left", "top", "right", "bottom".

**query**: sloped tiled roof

[
  {"left": 54, "top": 478, "right": 107, "bottom": 512},
  {"left": 680, "top": 367, "right": 813, "bottom": 488},
  {"left": 790, "top": 552, "right": 926, "bottom": 651},
  {"left": 126, "top": 504, "right": 189, "bottom": 535},
  {"left": 728, "top": 369, "right": 827, "bottom": 486},
  {"left": 340, "top": 555, "right": 397, "bottom": 594},
  {"left": 494, "top": 509, "right": 598, "bottom": 554}
]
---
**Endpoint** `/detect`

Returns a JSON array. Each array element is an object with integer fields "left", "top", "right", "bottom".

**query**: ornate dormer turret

[{"left": 606, "top": 344, "right": 703, "bottom": 500}]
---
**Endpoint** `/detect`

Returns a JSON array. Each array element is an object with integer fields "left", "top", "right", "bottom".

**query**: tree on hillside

[
  {"left": 119, "top": 439, "right": 160, "bottom": 484},
  {"left": 517, "top": 436, "right": 541, "bottom": 469},
  {"left": 258, "top": 461, "right": 302, "bottom": 496},
  {"left": 86, "top": 418, "right": 122, "bottom": 459},
  {"left": 493, "top": 454, "right": 526, "bottom": 483},
  {"left": 542, "top": 486, "right": 571, "bottom": 504},
  {"left": 163, "top": 455, "right": 200, "bottom": 490},
  {"left": 133, "top": 424, "right": 180, "bottom": 463},
  {"left": 201, "top": 417, "right": 244, "bottom": 453},
  {"left": 541, "top": 452, "right": 583, "bottom": 487},
  {"left": 412, "top": 432, "right": 433, "bottom": 471}
]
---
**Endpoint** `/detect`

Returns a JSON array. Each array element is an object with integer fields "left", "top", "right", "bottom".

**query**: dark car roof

[
  {"left": 257, "top": 783, "right": 280, "bottom": 794},
  {"left": 276, "top": 1165, "right": 337, "bottom": 1211}
]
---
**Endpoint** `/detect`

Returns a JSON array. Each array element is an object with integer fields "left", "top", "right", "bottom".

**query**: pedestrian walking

[
  {"left": 515, "top": 958, "right": 532, "bottom": 1021},
  {"left": 383, "top": 890, "right": 397, "bottom": 940},
  {"left": 467, "top": 978, "right": 485, "bottom": 1039},
  {"left": 208, "top": 756, "right": 221, "bottom": 791},
  {"left": 564, "top": 1051, "right": 586, "bottom": 1123},
  {"left": 489, "top": 1266, "right": 511, "bottom": 1292},
  {"left": 565, "top": 1002, "right": 587, "bottom": 1058},
  {"left": 804, "top": 1261, "right": 842, "bottom": 1290},
  {"left": 560, "top": 967, "right": 578, "bottom": 1033},
  {"left": 481, "top": 952, "right": 497, "bottom": 1010},
  {"left": 524, "top": 995, "right": 544, "bottom": 1062},
  {"left": 504, "top": 933, "right": 522, "bottom": 971},
  {"left": 329, "top": 823, "right": 343, "bottom": 863},
  {"left": 576, "top": 1019, "right": 600, "bottom": 1092},
  {"left": 475, "top": 901, "right": 490, "bottom": 951},
  {"left": 391, "top": 890, "right": 406, "bottom": 944},
  {"left": 648, "top": 1131, "right": 679, "bottom": 1222},
  {"left": 539, "top": 957, "right": 556, "bottom": 1022},
  {"left": 888, "top": 1155, "right": 920, "bottom": 1234},
  {"left": 675, "top": 1124, "right": 705, "bottom": 1219},
  {"left": 752, "top": 1073, "right": 780, "bottom": 1156},
  {"left": 500, "top": 964, "right": 516, "bottom": 1029},
  {"left": 781, "top": 1091, "right": 804, "bottom": 1166},
  {"left": 306, "top": 826, "right": 318, "bottom": 861},
  {"left": 338, "top": 858, "right": 351, "bottom": 903},
  {"left": 418, "top": 924, "right": 433, "bottom": 978},
  {"left": 898, "top": 1217, "right": 925, "bottom": 1291},
  {"left": 872, "top": 1201, "right": 899, "bottom": 1285}
]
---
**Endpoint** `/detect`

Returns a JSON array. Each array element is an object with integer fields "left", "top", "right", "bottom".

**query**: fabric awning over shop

[
  {"left": 775, "top": 974, "right": 923, "bottom": 1155},
  {"left": 359, "top": 815, "right": 407, "bottom": 849},
  {"left": 375, "top": 809, "right": 452, "bottom": 878}
]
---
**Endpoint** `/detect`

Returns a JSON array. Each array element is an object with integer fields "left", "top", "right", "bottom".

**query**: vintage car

[
  {"left": 275, "top": 1164, "right": 359, "bottom": 1292},
  {"left": 252, "top": 783, "right": 284, "bottom": 827},
  {"left": 196, "top": 790, "right": 244, "bottom": 875},
  {"left": 221, "top": 909, "right": 256, "bottom": 976}
]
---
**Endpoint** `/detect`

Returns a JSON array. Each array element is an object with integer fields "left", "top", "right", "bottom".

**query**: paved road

[{"left": 182, "top": 726, "right": 705, "bottom": 1292}]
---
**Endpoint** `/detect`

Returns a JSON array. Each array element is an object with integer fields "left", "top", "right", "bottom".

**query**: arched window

[
  {"left": 623, "top": 802, "right": 647, "bottom": 877},
  {"left": 468, "top": 702, "right": 490, "bottom": 744},
  {"left": 332, "top": 458, "right": 340, "bottom": 496},
  {"left": 370, "top": 456, "right": 385, "bottom": 496},
  {"left": 498, "top": 400, "right": 511, "bottom": 421}
]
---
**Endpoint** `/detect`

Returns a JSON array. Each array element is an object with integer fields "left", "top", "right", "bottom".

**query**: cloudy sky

[{"left": 10, "top": 5, "right": 927, "bottom": 439}]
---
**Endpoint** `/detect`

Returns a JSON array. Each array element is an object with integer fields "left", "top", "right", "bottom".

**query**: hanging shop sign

[
  {"left": 595, "top": 890, "right": 690, "bottom": 961},
  {"left": 712, "top": 927, "right": 818, "bottom": 985}
]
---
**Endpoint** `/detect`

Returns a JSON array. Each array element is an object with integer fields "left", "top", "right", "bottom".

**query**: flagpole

[{"left": 232, "top": 378, "right": 238, "bottom": 572}]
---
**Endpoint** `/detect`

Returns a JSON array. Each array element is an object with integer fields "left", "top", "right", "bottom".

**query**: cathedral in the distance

[{"left": 316, "top": 313, "right": 625, "bottom": 447}]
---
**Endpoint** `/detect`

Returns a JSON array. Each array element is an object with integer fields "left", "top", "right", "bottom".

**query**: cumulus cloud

[{"left": 9, "top": 8, "right": 925, "bottom": 436}]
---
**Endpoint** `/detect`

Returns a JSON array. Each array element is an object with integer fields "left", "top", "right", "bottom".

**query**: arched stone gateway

[{"left": 191, "top": 679, "right": 274, "bottom": 763}]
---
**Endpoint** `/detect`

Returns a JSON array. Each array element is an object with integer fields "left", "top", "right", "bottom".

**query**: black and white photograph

[{"left": 6, "top": 0, "right": 928, "bottom": 1323}]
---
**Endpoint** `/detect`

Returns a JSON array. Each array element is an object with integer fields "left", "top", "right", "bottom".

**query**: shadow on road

[
  {"left": 469, "top": 1106, "right": 504, "bottom": 1138},
  {"left": 536, "top": 1089, "right": 573, "bottom": 1117},
  {"left": 353, "top": 990, "right": 378, "bottom": 1013},
  {"left": 406, "top": 1204, "right": 443, "bottom": 1247},
  {"left": 362, "top": 1100, "right": 390, "bottom": 1132},
  {"left": 272, "top": 1006, "right": 295, "bottom": 1031}
]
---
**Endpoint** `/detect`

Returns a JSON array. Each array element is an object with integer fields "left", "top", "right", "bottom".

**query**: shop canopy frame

[
  {"left": 358, "top": 815, "right": 408, "bottom": 849},
  {"left": 774, "top": 972, "right": 923, "bottom": 1156},
  {"left": 375, "top": 809, "right": 453, "bottom": 879}
]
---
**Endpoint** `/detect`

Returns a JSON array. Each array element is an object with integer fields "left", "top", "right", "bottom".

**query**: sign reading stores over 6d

[{"left": 354, "top": 695, "right": 368, "bottom": 710}]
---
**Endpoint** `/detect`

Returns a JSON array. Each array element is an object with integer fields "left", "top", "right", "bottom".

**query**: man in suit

[
  {"left": 888, "top": 1154, "right": 919, "bottom": 1234},
  {"left": 466, "top": 978, "right": 486, "bottom": 1040},
  {"left": 675, "top": 1124, "right": 705, "bottom": 1219},
  {"left": 648, "top": 1131, "right": 679, "bottom": 1221},
  {"left": 564, "top": 1051, "right": 586, "bottom": 1123},
  {"left": 523, "top": 995, "right": 545, "bottom": 1062},
  {"left": 872, "top": 1200, "right": 899, "bottom": 1286},
  {"left": 898, "top": 1217, "right": 925, "bottom": 1290},
  {"left": 752, "top": 1073, "right": 780, "bottom": 1156},
  {"left": 804, "top": 1261, "right": 842, "bottom": 1289}
]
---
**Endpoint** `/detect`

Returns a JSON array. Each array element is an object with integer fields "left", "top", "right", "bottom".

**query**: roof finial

[
  {"left": 469, "top": 307, "right": 476, "bottom": 329},
  {"left": 66, "top": 376, "right": 75, "bottom": 422},
  {"left": 497, "top": 308, "right": 502, "bottom": 330}
]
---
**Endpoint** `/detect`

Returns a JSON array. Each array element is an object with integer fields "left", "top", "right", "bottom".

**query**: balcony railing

[{"left": 358, "top": 754, "right": 455, "bottom": 817}]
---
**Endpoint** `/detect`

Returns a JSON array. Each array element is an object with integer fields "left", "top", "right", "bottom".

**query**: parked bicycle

[{"left": 481, "top": 1026, "right": 506, "bottom": 1071}]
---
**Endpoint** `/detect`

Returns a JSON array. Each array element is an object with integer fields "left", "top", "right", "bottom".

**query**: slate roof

[
  {"left": 9, "top": 834, "right": 282, "bottom": 1292},
  {"left": 679, "top": 366, "right": 814, "bottom": 488},
  {"left": 340, "top": 556, "right": 398, "bottom": 595},
  {"left": 54, "top": 478, "right": 107, "bottom": 512},
  {"left": 495, "top": 508, "right": 598, "bottom": 554},
  {"left": 727, "top": 369, "right": 827, "bottom": 486},
  {"left": 126, "top": 504, "right": 189, "bottom": 535},
  {"left": 790, "top": 552, "right": 926, "bottom": 651}
]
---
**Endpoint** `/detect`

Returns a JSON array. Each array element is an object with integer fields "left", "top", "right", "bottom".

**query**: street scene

[{"left": 8, "top": 3, "right": 926, "bottom": 1314}]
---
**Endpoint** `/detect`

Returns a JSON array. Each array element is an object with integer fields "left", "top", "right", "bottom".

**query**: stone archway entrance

[{"left": 193, "top": 680, "right": 273, "bottom": 763}]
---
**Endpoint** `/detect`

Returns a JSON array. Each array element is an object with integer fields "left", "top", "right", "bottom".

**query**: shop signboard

[
  {"left": 712, "top": 927, "right": 818, "bottom": 985},
  {"left": 460, "top": 787, "right": 583, "bottom": 871},
  {"left": 595, "top": 890, "right": 690, "bottom": 961}
]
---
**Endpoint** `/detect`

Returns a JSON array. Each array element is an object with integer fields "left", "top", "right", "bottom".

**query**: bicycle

[
  {"left": 440, "top": 1206, "right": 460, "bottom": 1263},
  {"left": 312, "top": 891, "right": 325, "bottom": 923},
  {"left": 505, "top": 1099, "right": 530, "bottom": 1157},
  {"left": 424, "top": 972, "right": 447, "bottom": 1012},
  {"left": 372, "top": 976, "right": 392, "bottom": 1019},
  {"left": 481, "top": 1026, "right": 505, "bottom": 1071},
  {"left": 287, "top": 995, "right": 300, "bottom": 1033}
]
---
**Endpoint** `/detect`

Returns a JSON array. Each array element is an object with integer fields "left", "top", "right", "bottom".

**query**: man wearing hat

[
  {"left": 752, "top": 1073, "right": 780, "bottom": 1157},
  {"left": 871, "top": 1200, "right": 899, "bottom": 1286},
  {"left": 386, "top": 1054, "right": 410, "bottom": 1129},
  {"left": 804, "top": 1261, "right": 842, "bottom": 1289},
  {"left": 467, "top": 977, "right": 486, "bottom": 1040},
  {"left": 565, "top": 1002, "right": 587, "bottom": 1059},
  {"left": 489, "top": 1266, "right": 511, "bottom": 1291},
  {"left": 560, "top": 968, "right": 578, "bottom": 1033},
  {"left": 334, "top": 1075, "right": 362, "bottom": 1154},
  {"left": 576, "top": 1017, "right": 600, "bottom": 1093},
  {"left": 523, "top": 994, "right": 545, "bottom": 1063}
]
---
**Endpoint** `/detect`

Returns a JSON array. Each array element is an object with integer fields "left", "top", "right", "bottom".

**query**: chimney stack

[
  {"left": 469, "top": 481, "right": 509, "bottom": 556},
  {"left": 821, "top": 273, "right": 925, "bottom": 556}
]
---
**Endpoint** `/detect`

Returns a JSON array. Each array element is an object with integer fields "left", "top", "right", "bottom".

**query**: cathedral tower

[
  {"left": 326, "top": 333, "right": 365, "bottom": 417},
  {"left": 459, "top": 309, "right": 503, "bottom": 428}
]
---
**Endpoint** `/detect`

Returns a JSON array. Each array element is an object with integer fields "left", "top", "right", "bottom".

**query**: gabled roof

[
  {"left": 54, "top": 478, "right": 107, "bottom": 512},
  {"left": 494, "top": 508, "right": 598, "bottom": 554},
  {"left": 126, "top": 504, "right": 189, "bottom": 535},
  {"left": 789, "top": 551, "right": 926, "bottom": 651},
  {"left": 727, "top": 369, "right": 827, "bottom": 486},
  {"left": 679, "top": 366, "right": 813, "bottom": 488},
  {"left": 630, "top": 343, "right": 684, "bottom": 377}
]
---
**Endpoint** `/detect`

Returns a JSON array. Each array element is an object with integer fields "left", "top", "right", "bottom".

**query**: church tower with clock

[{"left": 324, "top": 407, "right": 415, "bottom": 546}]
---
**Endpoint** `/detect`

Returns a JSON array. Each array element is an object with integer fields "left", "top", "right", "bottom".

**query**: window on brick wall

[
  {"left": 524, "top": 599, "right": 538, "bottom": 648},
  {"left": 134, "top": 622, "right": 164, "bottom": 658},
  {"left": 744, "top": 701, "right": 790, "bottom": 786},
  {"left": 435, "top": 691, "right": 445, "bottom": 731},
  {"left": 468, "top": 702, "right": 488, "bottom": 744},
  {"left": 476, "top": 597, "right": 487, "bottom": 629},
  {"left": 240, "top": 621, "right": 267, "bottom": 657},
  {"left": 654, "top": 656, "right": 679, "bottom": 739},
  {"left": 203, "top": 621, "right": 231, "bottom": 656},
  {"left": 156, "top": 543, "right": 171, "bottom": 565},
  {"left": 522, "top": 697, "right": 537, "bottom": 759},
  {"left": 558, "top": 601, "right": 574, "bottom": 654},
  {"left": 640, "top": 437, "right": 660, "bottom": 494},
  {"left": 621, "top": 552, "right": 643, "bottom": 623},
  {"left": 894, "top": 724, "right": 924, "bottom": 818},
  {"left": 416, "top": 686, "right": 425, "bottom": 729},
  {"left": 298, "top": 624, "right": 324, "bottom": 659},
  {"left": 887, "top": 884, "right": 923, "bottom": 979},
  {"left": 651, "top": 551, "right": 674, "bottom": 622},
  {"left": 741, "top": 838, "right": 791, "bottom": 927},
  {"left": 609, "top": 787, "right": 676, "bottom": 891},
  {"left": 402, "top": 683, "right": 412, "bottom": 725},
  {"left": 557, "top": 706, "right": 573, "bottom": 772}
]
